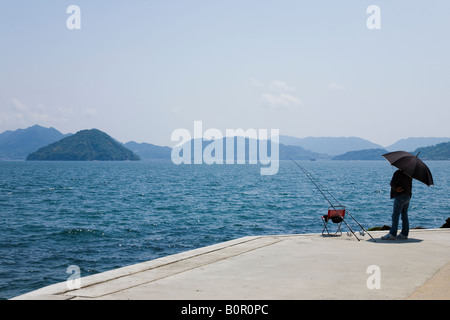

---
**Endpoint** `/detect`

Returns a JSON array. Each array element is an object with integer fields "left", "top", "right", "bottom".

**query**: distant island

[
  {"left": 26, "top": 129, "right": 140, "bottom": 161},
  {"left": 415, "top": 142, "right": 450, "bottom": 160},
  {"left": 124, "top": 141, "right": 172, "bottom": 159},
  {"left": 331, "top": 148, "right": 388, "bottom": 160},
  {"left": 330, "top": 143, "right": 450, "bottom": 161},
  {"left": 277, "top": 135, "right": 384, "bottom": 156}
]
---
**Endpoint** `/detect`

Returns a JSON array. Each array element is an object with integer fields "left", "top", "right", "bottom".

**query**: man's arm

[{"left": 390, "top": 171, "right": 404, "bottom": 193}]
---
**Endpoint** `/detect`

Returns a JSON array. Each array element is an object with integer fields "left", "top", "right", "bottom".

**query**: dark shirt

[{"left": 390, "top": 169, "right": 412, "bottom": 199}]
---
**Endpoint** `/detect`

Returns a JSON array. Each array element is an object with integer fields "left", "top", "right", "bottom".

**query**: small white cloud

[
  {"left": 261, "top": 93, "right": 301, "bottom": 109},
  {"left": 36, "top": 103, "right": 47, "bottom": 112},
  {"left": 328, "top": 81, "right": 346, "bottom": 91},
  {"left": 83, "top": 108, "right": 98, "bottom": 117},
  {"left": 1, "top": 99, "right": 73, "bottom": 128},
  {"left": 29, "top": 112, "right": 54, "bottom": 123},
  {"left": 259, "top": 80, "right": 301, "bottom": 109},
  {"left": 269, "top": 80, "right": 296, "bottom": 92},
  {"left": 58, "top": 106, "right": 74, "bottom": 115},
  {"left": 250, "top": 78, "right": 264, "bottom": 87},
  {"left": 12, "top": 98, "right": 28, "bottom": 111},
  {"left": 170, "top": 106, "right": 181, "bottom": 114}
]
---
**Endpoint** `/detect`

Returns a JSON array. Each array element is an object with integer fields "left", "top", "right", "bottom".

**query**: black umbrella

[{"left": 382, "top": 151, "right": 434, "bottom": 186}]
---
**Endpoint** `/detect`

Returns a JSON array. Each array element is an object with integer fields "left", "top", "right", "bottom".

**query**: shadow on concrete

[{"left": 367, "top": 238, "right": 423, "bottom": 244}]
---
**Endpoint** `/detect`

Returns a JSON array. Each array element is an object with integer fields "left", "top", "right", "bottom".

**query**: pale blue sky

[{"left": 1, "top": 0, "right": 449, "bottom": 146}]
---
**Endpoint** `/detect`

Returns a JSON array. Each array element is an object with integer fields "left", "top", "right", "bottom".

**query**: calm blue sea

[{"left": 0, "top": 160, "right": 448, "bottom": 299}]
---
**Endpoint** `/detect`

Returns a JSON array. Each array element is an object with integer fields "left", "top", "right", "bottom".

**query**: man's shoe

[
  {"left": 381, "top": 233, "right": 397, "bottom": 240},
  {"left": 397, "top": 233, "right": 408, "bottom": 240}
]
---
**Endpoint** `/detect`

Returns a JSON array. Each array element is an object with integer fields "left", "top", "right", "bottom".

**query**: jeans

[{"left": 390, "top": 193, "right": 411, "bottom": 237}]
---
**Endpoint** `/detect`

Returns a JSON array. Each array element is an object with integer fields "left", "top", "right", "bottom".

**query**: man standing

[{"left": 381, "top": 169, "right": 412, "bottom": 240}]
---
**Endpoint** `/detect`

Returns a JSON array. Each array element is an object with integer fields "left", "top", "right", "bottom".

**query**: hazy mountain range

[
  {"left": 277, "top": 135, "right": 383, "bottom": 156},
  {"left": 277, "top": 135, "right": 450, "bottom": 156},
  {"left": 1, "top": 125, "right": 449, "bottom": 161},
  {"left": 385, "top": 137, "right": 450, "bottom": 152},
  {"left": 0, "top": 125, "right": 71, "bottom": 160}
]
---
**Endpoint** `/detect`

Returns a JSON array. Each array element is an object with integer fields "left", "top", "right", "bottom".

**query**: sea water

[{"left": 0, "top": 160, "right": 448, "bottom": 299}]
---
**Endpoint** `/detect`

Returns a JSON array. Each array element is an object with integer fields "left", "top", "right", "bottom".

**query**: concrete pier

[{"left": 12, "top": 229, "right": 450, "bottom": 300}]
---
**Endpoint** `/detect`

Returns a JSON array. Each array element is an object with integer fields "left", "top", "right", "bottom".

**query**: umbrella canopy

[{"left": 382, "top": 151, "right": 434, "bottom": 186}]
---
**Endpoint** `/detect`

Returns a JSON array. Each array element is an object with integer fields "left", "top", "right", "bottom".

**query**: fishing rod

[
  {"left": 291, "top": 159, "right": 374, "bottom": 241},
  {"left": 307, "top": 168, "right": 375, "bottom": 241},
  {"left": 290, "top": 160, "right": 361, "bottom": 241},
  {"left": 292, "top": 160, "right": 374, "bottom": 240}
]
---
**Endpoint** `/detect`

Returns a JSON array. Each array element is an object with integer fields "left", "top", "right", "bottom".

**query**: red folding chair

[{"left": 321, "top": 206, "right": 346, "bottom": 236}]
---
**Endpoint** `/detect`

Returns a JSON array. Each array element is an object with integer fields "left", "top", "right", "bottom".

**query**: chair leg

[
  {"left": 335, "top": 222, "right": 343, "bottom": 235},
  {"left": 321, "top": 217, "right": 330, "bottom": 236},
  {"left": 322, "top": 217, "right": 343, "bottom": 237}
]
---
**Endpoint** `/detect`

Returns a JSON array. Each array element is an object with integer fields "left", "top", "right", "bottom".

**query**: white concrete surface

[{"left": 12, "top": 229, "right": 450, "bottom": 300}]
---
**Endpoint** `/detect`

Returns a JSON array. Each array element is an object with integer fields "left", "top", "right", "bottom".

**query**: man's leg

[
  {"left": 400, "top": 196, "right": 410, "bottom": 237},
  {"left": 390, "top": 196, "right": 402, "bottom": 237}
]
